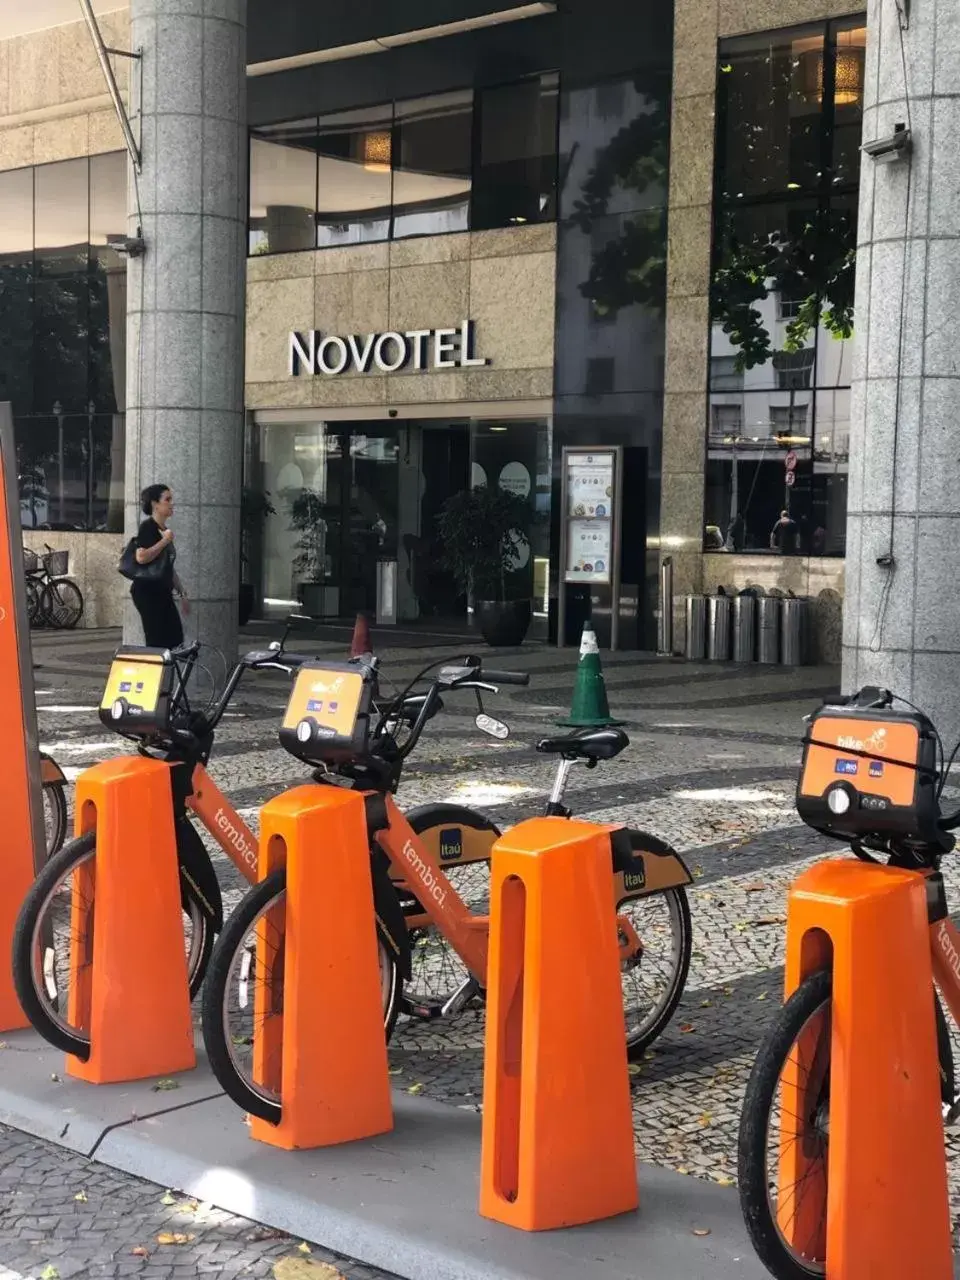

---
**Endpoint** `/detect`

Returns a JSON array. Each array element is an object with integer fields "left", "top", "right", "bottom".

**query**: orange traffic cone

[{"left": 350, "top": 612, "right": 373, "bottom": 659}]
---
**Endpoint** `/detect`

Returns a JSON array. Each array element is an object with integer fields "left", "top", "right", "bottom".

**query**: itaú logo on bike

[
  {"left": 216, "top": 808, "right": 257, "bottom": 869},
  {"left": 402, "top": 840, "right": 447, "bottom": 907},
  {"left": 938, "top": 921, "right": 960, "bottom": 982}
]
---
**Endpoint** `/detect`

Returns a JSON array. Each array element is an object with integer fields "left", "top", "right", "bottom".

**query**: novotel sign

[{"left": 289, "top": 320, "right": 489, "bottom": 377}]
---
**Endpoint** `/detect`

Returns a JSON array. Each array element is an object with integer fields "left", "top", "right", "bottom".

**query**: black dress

[{"left": 131, "top": 518, "right": 183, "bottom": 649}]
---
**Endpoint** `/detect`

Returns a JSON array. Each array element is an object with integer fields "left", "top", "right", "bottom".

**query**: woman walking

[{"left": 131, "top": 484, "right": 190, "bottom": 649}]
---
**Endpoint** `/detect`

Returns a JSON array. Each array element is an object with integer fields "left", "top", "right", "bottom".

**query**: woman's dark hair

[{"left": 141, "top": 483, "right": 171, "bottom": 516}]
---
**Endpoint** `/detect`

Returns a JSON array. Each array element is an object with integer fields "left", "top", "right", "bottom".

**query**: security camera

[
  {"left": 862, "top": 124, "right": 912, "bottom": 164},
  {"left": 387, "top": 408, "right": 398, "bottom": 418},
  {"left": 106, "top": 236, "right": 147, "bottom": 258}
]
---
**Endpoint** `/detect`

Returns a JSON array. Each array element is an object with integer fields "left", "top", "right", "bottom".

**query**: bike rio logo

[
  {"left": 216, "top": 807, "right": 257, "bottom": 870},
  {"left": 402, "top": 839, "right": 447, "bottom": 907}
]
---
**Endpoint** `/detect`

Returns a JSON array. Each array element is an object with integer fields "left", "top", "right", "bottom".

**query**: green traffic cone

[{"left": 558, "top": 621, "right": 624, "bottom": 727}]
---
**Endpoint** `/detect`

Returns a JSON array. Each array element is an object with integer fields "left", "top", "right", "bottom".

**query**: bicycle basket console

[
  {"left": 279, "top": 660, "right": 376, "bottom": 765},
  {"left": 796, "top": 701, "right": 941, "bottom": 843},
  {"left": 99, "top": 648, "right": 177, "bottom": 737}
]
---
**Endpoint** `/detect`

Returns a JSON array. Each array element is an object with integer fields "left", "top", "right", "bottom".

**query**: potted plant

[
  {"left": 436, "top": 484, "right": 535, "bottom": 646},
  {"left": 288, "top": 488, "right": 336, "bottom": 617},
  {"left": 239, "top": 487, "right": 276, "bottom": 626}
]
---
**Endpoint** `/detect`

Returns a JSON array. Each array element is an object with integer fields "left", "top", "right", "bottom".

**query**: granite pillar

[
  {"left": 124, "top": 0, "right": 247, "bottom": 658},
  {"left": 843, "top": 0, "right": 960, "bottom": 739}
]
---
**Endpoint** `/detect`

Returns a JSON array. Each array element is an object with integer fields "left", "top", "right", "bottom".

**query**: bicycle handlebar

[{"left": 478, "top": 668, "right": 529, "bottom": 687}]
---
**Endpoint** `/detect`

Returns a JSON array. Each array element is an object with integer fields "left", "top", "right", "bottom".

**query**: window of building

[
  {"left": 472, "top": 74, "right": 559, "bottom": 230},
  {"left": 0, "top": 155, "right": 127, "bottom": 530},
  {"left": 316, "top": 105, "right": 393, "bottom": 248},
  {"left": 248, "top": 76, "right": 561, "bottom": 254},
  {"left": 249, "top": 118, "right": 320, "bottom": 255},
  {"left": 706, "top": 16, "right": 865, "bottom": 557},
  {"left": 392, "top": 91, "right": 473, "bottom": 239},
  {"left": 711, "top": 403, "right": 743, "bottom": 440},
  {"left": 709, "top": 356, "right": 743, "bottom": 391}
]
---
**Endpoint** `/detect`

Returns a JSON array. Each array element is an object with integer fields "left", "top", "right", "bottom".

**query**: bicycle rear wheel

[
  {"left": 42, "top": 780, "right": 68, "bottom": 856},
  {"left": 201, "top": 868, "right": 402, "bottom": 1124},
  {"left": 12, "top": 831, "right": 212, "bottom": 1059},
  {"left": 41, "top": 579, "right": 84, "bottom": 629},
  {"left": 25, "top": 577, "right": 41, "bottom": 626}
]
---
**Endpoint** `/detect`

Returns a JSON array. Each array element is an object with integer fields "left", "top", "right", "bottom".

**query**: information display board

[
  {"left": 562, "top": 449, "right": 620, "bottom": 587},
  {"left": 558, "top": 446, "right": 624, "bottom": 650},
  {"left": 99, "top": 649, "right": 173, "bottom": 735}
]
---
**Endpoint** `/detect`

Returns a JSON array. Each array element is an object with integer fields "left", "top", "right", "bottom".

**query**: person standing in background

[{"left": 131, "top": 484, "right": 190, "bottom": 648}]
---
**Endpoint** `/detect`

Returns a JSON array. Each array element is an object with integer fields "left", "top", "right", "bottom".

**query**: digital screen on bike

[
  {"left": 279, "top": 662, "right": 374, "bottom": 764},
  {"left": 99, "top": 649, "right": 173, "bottom": 736}
]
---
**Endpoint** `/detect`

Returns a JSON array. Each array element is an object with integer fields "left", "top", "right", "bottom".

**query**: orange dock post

[
  {"left": 66, "top": 756, "right": 195, "bottom": 1083},
  {"left": 479, "top": 816, "right": 637, "bottom": 1231},
  {"left": 248, "top": 784, "right": 393, "bottom": 1150},
  {"left": 781, "top": 860, "right": 952, "bottom": 1279}
]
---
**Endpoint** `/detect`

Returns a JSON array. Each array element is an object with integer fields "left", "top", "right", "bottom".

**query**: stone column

[
  {"left": 124, "top": 0, "right": 247, "bottom": 658},
  {"left": 843, "top": 0, "right": 960, "bottom": 736}
]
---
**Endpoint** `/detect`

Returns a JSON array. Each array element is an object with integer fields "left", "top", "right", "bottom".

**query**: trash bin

[
  {"left": 757, "top": 596, "right": 780, "bottom": 664},
  {"left": 685, "top": 595, "right": 707, "bottom": 660},
  {"left": 707, "top": 594, "right": 732, "bottom": 661},
  {"left": 781, "top": 597, "right": 810, "bottom": 666},
  {"left": 731, "top": 595, "right": 756, "bottom": 664}
]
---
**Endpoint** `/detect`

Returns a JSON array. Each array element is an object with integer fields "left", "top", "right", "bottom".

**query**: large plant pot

[
  {"left": 476, "top": 598, "right": 532, "bottom": 647},
  {"left": 238, "top": 582, "right": 255, "bottom": 627}
]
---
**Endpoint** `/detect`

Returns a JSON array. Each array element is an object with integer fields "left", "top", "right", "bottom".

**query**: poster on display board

[{"left": 562, "top": 448, "right": 619, "bottom": 586}]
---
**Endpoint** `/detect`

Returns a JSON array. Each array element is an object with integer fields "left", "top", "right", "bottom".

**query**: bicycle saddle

[{"left": 536, "top": 727, "right": 629, "bottom": 761}]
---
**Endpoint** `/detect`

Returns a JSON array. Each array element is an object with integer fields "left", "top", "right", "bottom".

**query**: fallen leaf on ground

[
  {"left": 152, "top": 1078, "right": 180, "bottom": 1092},
  {"left": 643, "top": 1050, "right": 656, "bottom": 1061},
  {"left": 692, "top": 1227, "right": 711, "bottom": 1238},
  {"left": 723, "top": 986, "right": 733, "bottom": 996},
  {"left": 679, "top": 1023, "right": 695, "bottom": 1034},
  {"left": 756, "top": 993, "right": 768, "bottom": 1002},
  {"left": 160, "top": 1190, "right": 176, "bottom": 1206},
  {"left": 273, "top": 1258, "right": 346, "bottom": 1280},
  {"left": 177, "top": 1200, "right": 199, "bottom": 1212},
  {"left": 40, "top": 1267, "right": 59, "bottom": 1279},
  {"left": 627, "top": 1063, "right": 642, "bottom": 1077},
  {"left": 131, "top": 1247, "right": 148, "bottom": 1257},
  {"left": 698, "top": 1112, "right": 712, "bottom": 1127},
  {"left": 744, "top": 883, "right": 769, "bottom": 893},
  {"left": 231, "top": 1034, "right": 252, "bottom": 1047},
  {"left": 700, "top": 999, "right": 712, "bottom": 1008},
  {"left": 407, "top": 1082, "right": 424, "bottom": 1095},
  {"left": 692, "top": 866, "right": 704, "bottom": 879},
  {"left": 157, "top": 1232, "right": 195, "bottom": 1246},
  {"left": 297, "top": 1242, "right": 312, "bottom": 1254},
  {"left": 716, "top": 1176, "right": 735, "bottom": 1187},
  {"left": 388, "top": 1068, "right": 403, "bottom": 1076},
  {"left": 74, "top": 1190, "right": 87, "bottom": 1202},
  {"left": 752, "top": 915, "right": 786, "bottom": 927}
]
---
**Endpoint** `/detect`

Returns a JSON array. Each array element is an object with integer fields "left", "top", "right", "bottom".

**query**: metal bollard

[
  {"left": 757, "top": 596, "right": 780, "bottom": 664},
  {"left": 657, "top": 557, "right": 674, "bottom": 656},
  {"left": 707, "top": 595, "right": 732, "bottom": 661},
  {"left": 685, "top": 595, "right": 707, "bottom": 660},
  {"left": 781, "top": 597, "right": 807, "bottom": 666},
  {"left": 731, "top": 595, "right": 756, "bottom": 664}
]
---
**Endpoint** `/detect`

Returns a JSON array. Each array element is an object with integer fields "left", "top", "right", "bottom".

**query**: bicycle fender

[
  {"left": 39, "top": 753, "right": 66, "bottom": 786},
  {"left": 614, "top": 828, "right": 693, "bottom": 900},
  {"left": 175, "top": 818, "right": 224, "bottom": 930},
  {"left": 371, "top": 842, "right": 411, "bottom": 981},
  {"left": 403, "top": 802, "right": 500, "bottom": 871}
]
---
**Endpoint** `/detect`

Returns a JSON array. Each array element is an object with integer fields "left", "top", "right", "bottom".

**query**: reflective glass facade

[
  {"left": 0, "top": 152, "right": 127, "bottom": 531},
  {"left": 249, "top": 75, "right": 559, "bottom": 254},
  {"left": 705, "top": 17, "right": 866, "bottom": 557}
]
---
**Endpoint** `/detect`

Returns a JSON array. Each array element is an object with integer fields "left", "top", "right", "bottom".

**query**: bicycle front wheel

[
  {"left": 42, "top": 780, "right": 68, "bottom": 856},
  {"left": 12, "top": 831, "right": 213, "bottom": 1059},
  {"left": 41, "top": 579, "right": 84, "bottom": 629},
  {"left": 201, "top": 868, "right": 402, "bottom": 1124}
]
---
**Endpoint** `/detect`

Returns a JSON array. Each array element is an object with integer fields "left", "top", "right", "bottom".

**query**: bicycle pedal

[
  {"left": 401, "top": 998, "right": 443, "bottom": 1022},
  {"left": 441, "top": 976, "right": 482, "bottom": 1018}
]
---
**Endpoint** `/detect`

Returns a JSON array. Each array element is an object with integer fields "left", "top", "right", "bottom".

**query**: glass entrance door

[{"left": 256, "top": 420, "right": 398, "bottom": 618}]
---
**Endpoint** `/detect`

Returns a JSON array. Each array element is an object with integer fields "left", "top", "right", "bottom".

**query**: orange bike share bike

[
  {"left": 12, "top": 632, "right": 313, "bottom": 1058},
  {"left": 201, "top": 653, "right": 695, "bottom": 1124},
  {"left": 738, "top": 686, "right": 960, "bottom": 1280}
]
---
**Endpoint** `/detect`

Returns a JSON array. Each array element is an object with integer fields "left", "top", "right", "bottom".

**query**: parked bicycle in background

[{"left": 23, "top": 545, "right": 84, "bottom": 629}]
